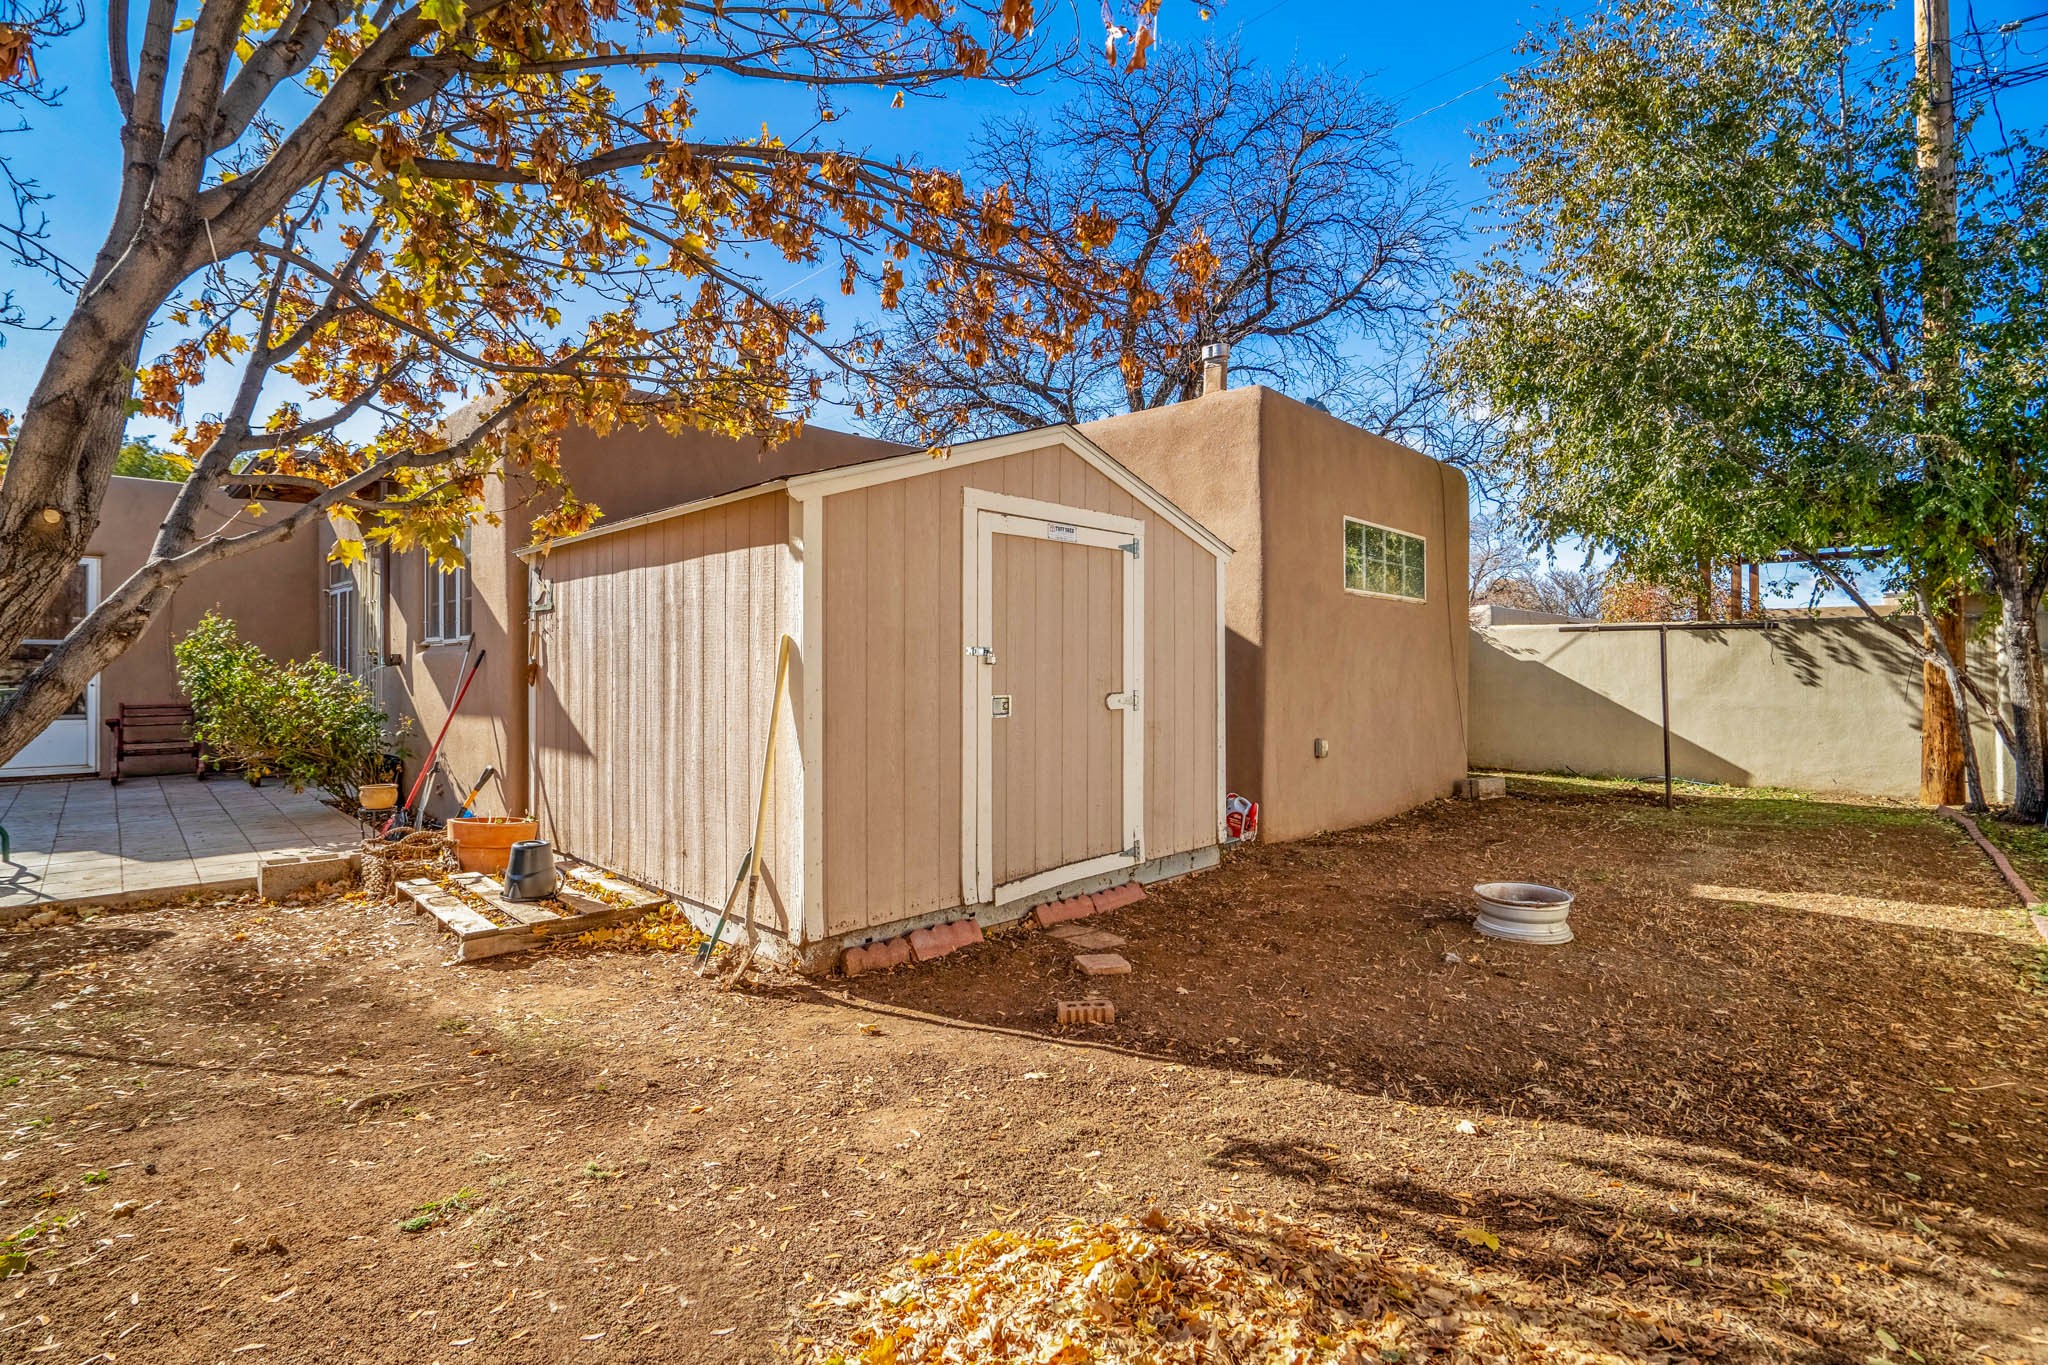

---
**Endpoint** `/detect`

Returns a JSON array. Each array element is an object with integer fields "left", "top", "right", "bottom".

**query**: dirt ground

[{"left": 2, "top": 776, "right": 2044, "bottom": 1364}]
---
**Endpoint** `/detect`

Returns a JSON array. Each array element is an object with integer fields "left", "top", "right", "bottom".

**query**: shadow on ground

[{"left": 829, "top": 782, "right": 2048, "bottom": 1290}]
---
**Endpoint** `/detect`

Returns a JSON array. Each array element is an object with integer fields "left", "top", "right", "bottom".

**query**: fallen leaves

[{"left": 803, "top": 1204, "right": 1666, "bottom": 1365}]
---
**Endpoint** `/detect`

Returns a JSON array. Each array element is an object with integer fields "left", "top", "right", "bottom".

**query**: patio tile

[{"left": 1, "top": 776, "right": 348, "bottom": 910}]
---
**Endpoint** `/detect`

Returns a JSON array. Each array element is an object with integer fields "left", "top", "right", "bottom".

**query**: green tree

[
  {"left": 1441, "top": 0, "right": 2048, "bottom": 814},
  {"left": 173, "top": 610, "right": 401, "bottom": 806},
  {"left": 113, "top": 438, "right": 183, "bottom": 481},
  {"left": 0, "top": 0, "right": 1167, "bottom": 770}
]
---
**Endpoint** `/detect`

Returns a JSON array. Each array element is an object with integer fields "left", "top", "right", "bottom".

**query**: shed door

[{"left": 963, "top": 498, "right": 1143, "bottom": 906}]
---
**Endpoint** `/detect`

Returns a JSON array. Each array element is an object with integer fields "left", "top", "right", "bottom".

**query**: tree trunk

[
  {"left": 0, "top": 215, "right": 200, "bottom": 767},
  {"left": 1990, "top": 570, "right": 2048, "bottom": 820},
  {"left": 1920, "top": 596, "right": 1968, "bottom": 805}
]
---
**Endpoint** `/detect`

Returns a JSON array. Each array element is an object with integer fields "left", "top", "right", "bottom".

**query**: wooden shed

[{"left": 519, "top": 426, "right": 1231, "bottom": 966}]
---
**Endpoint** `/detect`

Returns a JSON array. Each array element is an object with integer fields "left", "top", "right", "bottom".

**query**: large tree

[
  {"left": 868, "top": 38, "right": 1464, "bottom": 452},
  {"left": 0, "top": 0, "right": 1160, "bottom": 768},
  {"left": 1441, "top": 0, "right": 2048, "bottom": 815}
]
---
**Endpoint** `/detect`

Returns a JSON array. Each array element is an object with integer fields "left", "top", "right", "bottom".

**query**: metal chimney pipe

[{"left": 1200, "top": 342, "right": 1229, "bottom": 396}]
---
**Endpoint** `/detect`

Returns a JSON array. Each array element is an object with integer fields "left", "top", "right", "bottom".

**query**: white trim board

[
  {"left": 961, "top": 491, "right": 1146, "bottom": 908},
  {"left": 794, "top": 489, "right": 827, "bottom": 947}
]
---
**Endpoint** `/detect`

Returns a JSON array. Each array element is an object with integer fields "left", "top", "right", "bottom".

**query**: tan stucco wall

[
  {"left": 86, "top": 477, "right": 322, "bottom": 776},
  {"left": 1256, "top": 393, "right": 1470, "bottom": 841},
  {"left": 1087, "top": 386, "right": 1470, "bottom": 843},
  {"left": 329, "top": 420, "right": 901, "bottom": 821},
  {"left": 1469, "top": 619, "right": 2003, "bottom": 800}
]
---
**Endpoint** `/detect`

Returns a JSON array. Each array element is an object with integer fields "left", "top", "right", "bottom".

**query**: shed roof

[{"left": 516, "top": 422, "right": 1233, "bottom": 561}]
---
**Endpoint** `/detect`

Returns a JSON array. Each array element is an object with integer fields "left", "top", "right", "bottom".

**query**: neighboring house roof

[{"left": 516, "top": 422, "right": 1234, "bottom": 562}]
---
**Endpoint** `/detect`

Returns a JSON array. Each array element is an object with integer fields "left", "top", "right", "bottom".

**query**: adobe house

[
  {"left": 518, "top": 427, "right": 1230, "bottom": 964},
  {"left": 1082, "top": 365, "right": 1471, "bottom": 842},
  {"left": 319, "top": 358, "right": 1469, "bottom": 935},
  {"left": 2, "top": 477, "right": 322, "bottom": 780}
]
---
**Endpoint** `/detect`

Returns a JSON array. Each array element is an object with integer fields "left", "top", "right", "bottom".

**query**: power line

[{"left": 1964, "top": 0, "right": 2021, "bottom": 183}]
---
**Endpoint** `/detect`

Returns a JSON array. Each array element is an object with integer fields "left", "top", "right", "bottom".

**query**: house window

[
  {"left": 326, "top": 558, "right": 360, "bottom": 676},
  {"left": 423, "top": 535, "right": 471, "bottom": 644},
  {"left": 1343, "top": 517, "right": 1427, "bottom": 601}
]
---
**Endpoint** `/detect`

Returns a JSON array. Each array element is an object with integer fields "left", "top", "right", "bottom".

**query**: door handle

[{"left": 1105, "top": 690, "right": 1139, "bottom": 711}]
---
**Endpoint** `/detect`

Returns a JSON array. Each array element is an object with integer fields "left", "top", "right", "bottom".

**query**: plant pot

[
  {"left": 1471, "top": 882, "right": 1575, "bottom": 945},
  {"left": 447, "top": 816, "right": 539, "bottom": 874},
  {"left": 358, "top": 783, "right": 399, "bottom": 812}
]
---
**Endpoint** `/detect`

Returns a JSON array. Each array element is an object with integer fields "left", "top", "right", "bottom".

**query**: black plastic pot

[{"left": 503, "top": 840, "right": 563, "bottom": 901}]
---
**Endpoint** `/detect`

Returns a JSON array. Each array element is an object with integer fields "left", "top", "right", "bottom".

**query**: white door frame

[
  {"left": 960, "top": 488, "right": 1144, "bottom": 907},
  {"left": 2, "top": 556, "right": 101, "bottom": 778}
]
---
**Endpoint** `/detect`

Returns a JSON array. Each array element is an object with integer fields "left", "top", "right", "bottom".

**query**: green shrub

[{"left": 173, "top": 612, "right": 403, "bottom": 808}]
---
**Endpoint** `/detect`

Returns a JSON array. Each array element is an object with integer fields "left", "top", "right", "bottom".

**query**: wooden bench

[{"left": 105, "top": 702, "right": 205, "bottom": 785}]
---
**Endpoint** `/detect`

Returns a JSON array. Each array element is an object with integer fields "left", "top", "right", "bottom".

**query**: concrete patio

[{"left": 0, "top": 776, "right": 360, "bottom": 913}]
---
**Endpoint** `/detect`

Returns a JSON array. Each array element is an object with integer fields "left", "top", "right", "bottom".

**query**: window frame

[
  {"left": 421, "top": 534, "right": 473, "bottom": 647},
  {"left": 1341, "top": 515, "right": 1429, "bottom": 604}
]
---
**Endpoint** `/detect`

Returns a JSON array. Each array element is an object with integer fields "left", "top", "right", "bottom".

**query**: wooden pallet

[{"left": 396, "top": 863, "right": 664, "bottom": 961}]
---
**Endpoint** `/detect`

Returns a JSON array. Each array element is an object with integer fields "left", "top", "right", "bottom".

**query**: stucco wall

[
  {"left": 1256, "top": 393, "right": 1470, "bottom": 841},
  {"left": 88, "top": 477, "right": 322, "bottom": 776},
  {"left": 1469, "top": 618, "right": 2004, "bottom": 800},
  {"left": 1087, "top": 386, "right": 1470, "bottom": 843}
]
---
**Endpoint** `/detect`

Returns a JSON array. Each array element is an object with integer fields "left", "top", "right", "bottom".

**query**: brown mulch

[{"left": 1, "top": 778, "right": 2044, "bottom": 1364}]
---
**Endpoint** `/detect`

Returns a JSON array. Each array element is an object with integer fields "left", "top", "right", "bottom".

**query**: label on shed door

[
  {"left": 991, "top": 694, "right": 1012, "bottom": 718},
  {"left": 1045, "top": 523, "right": 1078, "bottom": 542}
]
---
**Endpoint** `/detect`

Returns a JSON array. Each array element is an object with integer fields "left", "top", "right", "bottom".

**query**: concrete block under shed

[
  {"left": 1033, "top": 895, "right": 1096, "bottom": 929},
  {"left": 1057, "top": 998, "right": 1116, "bottom": 1025},
  {"left": 1453, "top": 776, "right": 1507, "bottom": 801},
  {"left": 842, "top": 936, "right": 914, "bottom": 976},
  {"left": 1091, "top": 881, "right": 1147, "bottom": 914},
  {"left": 257, "top": 849, "right": 359, "bottom": 899}
]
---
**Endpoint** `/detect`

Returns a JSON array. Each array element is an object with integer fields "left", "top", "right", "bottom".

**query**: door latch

[
  {"left": 966, "top": 644, "right": 997, "bottom": 665},
  {"left": 1105, "top": 689, "right": 1139, "bottom": 711}
]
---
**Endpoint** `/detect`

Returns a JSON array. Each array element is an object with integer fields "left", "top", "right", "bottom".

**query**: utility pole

[{"left": 1915, "top": 0, "right": 1969, "bottom": 808}]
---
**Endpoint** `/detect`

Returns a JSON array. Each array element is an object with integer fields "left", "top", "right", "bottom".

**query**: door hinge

[
  {"left": 1124, "top": 837, "right": 1143, "bottom": 862},
  {"left": 1118, "top": 539, "right": 1141, "bottom": 558},
  {"left": 965, "top": 644, "right": 996, "bottom": 665}
]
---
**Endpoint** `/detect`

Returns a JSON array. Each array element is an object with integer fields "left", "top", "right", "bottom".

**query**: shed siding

[
  {"left": 530, "top": 492, "right": 798, "bottom": 932},
  {"left": 821, "top": 442, "right": 1220, "bottom": 937}
]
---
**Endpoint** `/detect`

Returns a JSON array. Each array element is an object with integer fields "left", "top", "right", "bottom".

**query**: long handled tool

[
  {"left": 383, "top": 647, "right": 487, "bottom": 834},
  {"left": 456, "top": 765, "right": 499, "bottom": 818},
  {"left": 697, "top": 634, "right": 792, "bottom": 975}
]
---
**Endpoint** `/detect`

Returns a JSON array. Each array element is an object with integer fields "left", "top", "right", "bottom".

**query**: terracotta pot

[{"left": 447, "top": 816, "right": 540, "bottom": 874}]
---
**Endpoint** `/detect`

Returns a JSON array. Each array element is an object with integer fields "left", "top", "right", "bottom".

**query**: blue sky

[
  {"left": 6, "top": 0, "right": 2035, "bottom": 402},
  {"left": 0, "top": 0, "right": 1582, "bottom": 404},
  {"left": 2, "top": 0, "right": 2044, "bottom": 599}
]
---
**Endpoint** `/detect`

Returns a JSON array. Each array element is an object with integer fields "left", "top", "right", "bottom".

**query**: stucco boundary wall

[{"left": 1469, "top": 617, "right": 2011, "bottom": 804}]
